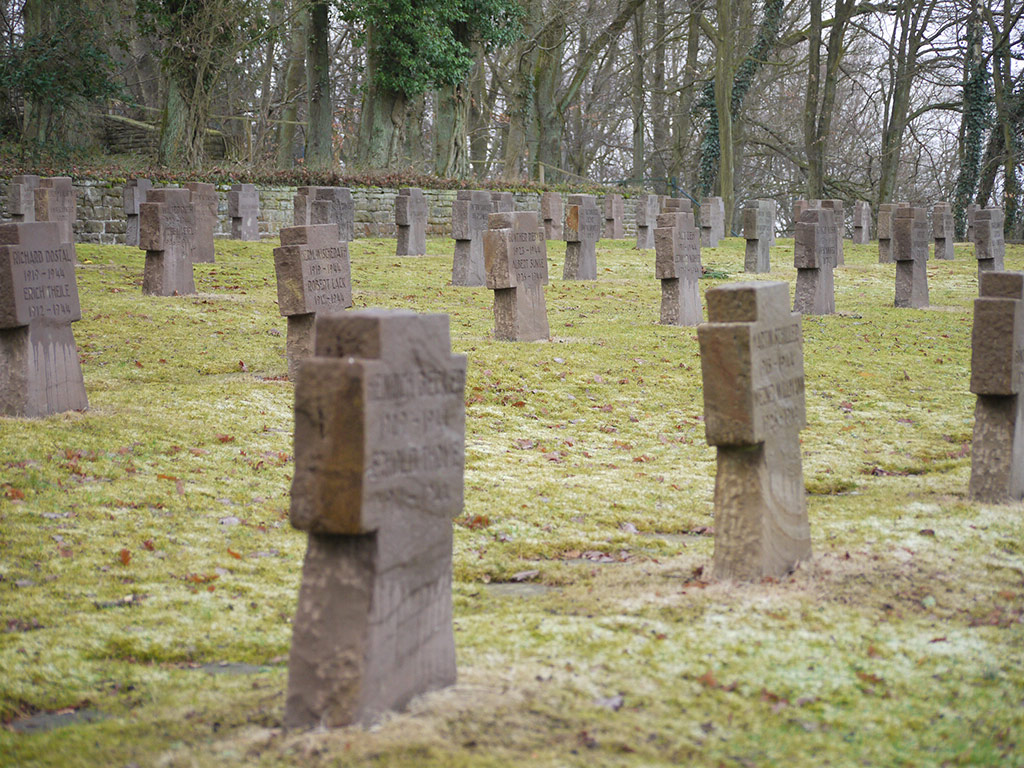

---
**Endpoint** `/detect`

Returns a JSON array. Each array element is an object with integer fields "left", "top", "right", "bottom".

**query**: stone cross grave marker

[
  {"left": 184, "top": 183, "right": 217, "bottom": 263},
  {"left": 34, "top": 177, "right": 75, "bottom": 245},
  {"left": 654, "top": 211, "right": 702, "bottom": 326},
  {"left": 792, "top": 199, "right": 809, "bottom": 229},
  {"left": 228, "top": 184, "right": 259, "bottom": 241},
  {"left": 793, "top": 207, "right": 838, "bottom": 315},
  {"left": 660, "top": 196, "right": 691, "bottom": 215},
  {"left": 9, "top": 175, "right": 40, "bottom": 223},
  {"left": 139, "top": 188, "right": 196, "bottom": 297},
  {"left": 540, "top": 192, "right": 563, "bottom": 240},
  {"left": 817, "top": 199, "right": 844, "bottom": 265},
  {"left": 969, "top": 271, "right": 1024, "bottom": 502},
  {"left": 603, "top": 194, "right": 624, "bottom": 239},
  {"left": 743, "top": 200, "right": 773, "bottom": 273},
  {"left": 274, "top": 223, "right": 352, "bottom": 380},
  {"left": 123, "top": 178, "right": 153, "bottom": 247},
  {"left": 973, "top": 208, "right": 1005, "bottom": 277},
  {"left": 877, "top": 202, "right": 908, "bottom": 263},
  {"left": 966, "top": 203, "right": 979, "bottom": 242},
  {"left": 932, "top": 201, "right": 954, "bottom": 260},
  {"left": 636, "top": 195, "right": 660, "bottom": 249},
  {"left": 852, "top": 200, "right": 871, "bottom": 244},
  {"left": 485, "top": 211, "right": 549, "bottom": 341},
  {"left": 451, "top": 190, "right": 492, "bottom": 286},
  {"left": 285, "top": 309, "right": 466, "bottom": 728},
  {"left": 563, "top": 194, "right": 601, "bottom": 280},
  {"left": 294, "top": 187, "right": 355, "bottom": 243},
  {"left": 491, "top": 191, "right": 514, "bottom": 213},
  {"left": 697, "top": 281, "right": 810, "bottom": 580},
  {"left": 893, "top": 206, "right": 930, "bottom": 309},
  {"left": 394, "top": 188, "right": 428, "bottom": 256},
  {"left": 700, "top": 196, "right": 725, "bottom": 247},
  {"left": 0, "top": 222, "right": 88, "bottom": 417}
]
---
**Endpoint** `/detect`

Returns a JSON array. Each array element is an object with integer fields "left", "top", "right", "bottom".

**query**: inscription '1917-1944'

[{"left": 11, "top": 243, "right": 80, "bottom": 322}]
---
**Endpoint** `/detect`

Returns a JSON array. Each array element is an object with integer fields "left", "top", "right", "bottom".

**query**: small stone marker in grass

[
  {"left": 485, "top": 211, "right": 549, "bottom": 341},
  {"left": 285, "top": 309, "right": 466, "bottom": 727},
  {"left": 123, "top": 178, "right": 152, "bottom": 247},
  {"left": 893, "top": 206, "right": 930, "bottom": 309},
  {"left": 742, "top": 200, "right": 773, "bottom": 273},
  {"left": 852, "top": 200, "right": 871, "bottom": 244},
  {"left": 491, "top": 191, "right": 515, "bottom": 213},
  {"left": 539, "top": 191, "right": 563, "bottom": 240},
  {"left": 932, "top": 201, "right": 954, "bottom": 260},
  {"left": 451, "top": 190, "right": 492, "bottom": 286},
  {"left": 394, "top": 188, "right": 428, "bottom": 256},
  {"left": 969, "top": 271, "right": 1024, "bottom": 502},
  {"left": 603, "top": 193, "right": 624, "bottom": 239},
  {"left": 655, "top": 211, "right": 702, "bottom": 326},
  {"left": 973, "top": 208, "right": 1005, "bottom": 277},
  {"left": 636, "top": 195, "right": 660, "bottom": 249},
  {"left": 228, "top": 184, "right": 259, "bottom": 241},
  {"left": 34, "top": 177, "right": 75, "bottom": 245},
  {"left": 273, "top": 223, "right": 352, "bottom": 380},
  {"left": 139, "top": 188, "right": 196, "bottom": 297},
  {"left": 0, "top": 222, "right": 88, "bottom": 416},
  {"left": 793, "top": 207, "right": 837, "bottom": 315},
  {"left": 9, "top": 175, "right": 39, "bottom": 223},
  {"left": 185, "top": 182, "right": 217, "bottom": 263},
  {"left": 697, "top": 281, "right": 810, "bottom": 580},
  {"left": 563, "top": 194, "right": 601, "bottom": 280},
  {"left": 700, "top": 196, "right": 725, "bottom": 247}
]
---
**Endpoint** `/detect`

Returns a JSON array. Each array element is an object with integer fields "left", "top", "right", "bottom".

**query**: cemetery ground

[{"left": 2, "top": 232, "right": 1023, "bottom": 767}]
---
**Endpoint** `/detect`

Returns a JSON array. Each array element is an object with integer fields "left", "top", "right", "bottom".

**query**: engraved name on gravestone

[
  {"left": 742, "top": 200, "right": 773, "bottom": 273},
  {"left": 563, "top": 194, "right": 601, "bottom": 280},
  {"left": 139, "top": 188, "right": 197, "bottom": 297},
  {"left": 34, "top": 177, "right": 75, "bottom": 245},
  {"left": 697, "top": 281, "right": 810, "bottom": 580},
  {"left": 818, "top": 199, "right": 844, "bottom": 265},
  {"left": 540, "top": 192, "right": 563, "bottom": 240},
  {"left": 394, "top": 188, "right": 428, "bottom": 256},
  {"left": 124, "top": 179, "right": 153, "bottom": 247},
  {"left": 9, "top": 175, "right": 40, "bottom": 223},
  {"left": 701, "top": 197, "right": 725, "bottom": 247},
  {"left": 636, "top": 195, "right": 660, "bottom": 249},
  {"left": 973, "top": 208, "right": 1006, "bottom": 277},
  {"left": 654, "top": 211, "right": 702, "bottom": 326},
  {"left": 451, "top": 190, "right": 492, "bottom": 286},
  {"left": 184, "top": 183, "right": 217, "bottom": 264},
  {"left": 274, "top": 223, "right": 352, "bottom": 380},
  {"left": 228, "top": 184, "right": 259, "bottom": 241},
  {"left": 485, "top": 211, "right": 549, "bottom": 342},
  {"left": 893, "top": 206, "right": 930, "bottom": 309},
  {"left": 852, "top": 200, "right": 871, "bottom": 244},
  {"left": 0, "top": 222, "right": 88, "bottom": 417},
  {"left": 932, "top": 201, "right": 954, "bottom": 260},
  {"left": 285, "top": 310, "right": 466, "bottom": 728},
  {"left": 969, "top": 271, "right": 1024, "bottom": 503},
  {"left": 793, "top": 207, "right": 838, "bottom": 315},
  {"left": 603, "top": 194, "right": 624, "bottom": 239}
]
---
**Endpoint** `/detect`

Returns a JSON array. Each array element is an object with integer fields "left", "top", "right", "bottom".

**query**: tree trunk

[
  {"left": 649, "top": 0, "right": 668, "bottom": 193},
  {"left": 304, "top": 0, "right": 333, "bottom": 170},
  {"left": 276, "top": 2, "right": 307, "bottom": 169},
  {"left": 630, "top": 3, "right": 645, "bottom": 186},
  {"left": 468, "top": 46, "right": 490, "bottom": 178},
  {"left": 952, "top": 5, "right": 986, "bottom": 239},
  {"left": 533, "top": 17, "right": 566, "bottom": 182},
  {"left": 355, "top": 71, "right": 408, "bottom": 169},
  {"left": 435, "top": 82, "right": 471, "bottom": 178},
  {"left": 714, "top": 0, "right": 734, "bottom": 229}
]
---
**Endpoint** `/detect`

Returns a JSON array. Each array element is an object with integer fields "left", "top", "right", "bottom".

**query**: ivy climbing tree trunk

[
  {"left": 952, "top": 5, "right": 988, "bottom": 240},
  {"left": 714, "top": 0, "right": 734, "bottom": 227},
  {"left": 435, "top": 81, "right": 471, "bottom": 177}
]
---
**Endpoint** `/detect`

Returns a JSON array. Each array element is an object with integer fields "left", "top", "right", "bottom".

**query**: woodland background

[{"left": 0, "top": 0, "right": 1021, "bottom": 239}]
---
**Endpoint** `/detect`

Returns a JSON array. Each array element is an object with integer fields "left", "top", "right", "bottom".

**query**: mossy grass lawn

[{"left": 2, "top": 233, "right": 1022, "bottom": 767}]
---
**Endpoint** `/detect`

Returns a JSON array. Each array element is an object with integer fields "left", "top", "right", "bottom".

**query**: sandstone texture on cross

[
  {"left": 9, "top": 175, "right": 39, "bottom": 224},
  {"left": 274, "top": 223, "right": 352, "bottom": 380},
  {"left": 973, "top": 208, "right": 1006, "bottom": 278},
  {"left": 394, "top": 188, "right": 428, "bottom": 256},
  {"left": 654, "top": 211, "right": 701, "bottom": 326},
  {"left": 700, "top": 196, "right": 725, "bottom": 247},
  {"left": 966, "top": 203, "right": 979, "bottom": 243},
  {"left": 932, "top": 201, "right": 954, "bottom": 260},
  {"left": 661, "top": 196, "right": 691, "bottom": 215},
  {"left": 540, "top": 192, "right": 563, "bottom": 240},
  {"left": 491, "top": 191, "right": 515, "bottom": 213},
  {"left": 485, "top": 211, "right": 550, "bottom": 341},
  {"left": 877, "top": 202, "right": 908, "bottom": 263},
  {"left": 185, "top": 182, "right": 217, "bottom": 263},
  {"left": 34, "top": 177, "right": 75, "bottom": 245},
  {"left": 742, "top": 200, "right": 773, "bottom": 273},
  {"left": 697, "top": 281, "right": 810, "bottom": 580},
  {"left": 793, "top": 207, "right": 838, "bottom": 315},
  {"left": 893, "top": 206, "right": 930, "bottom": 309},
  {"left": 294, "top": 187, "right": 355, "bottom": 243},
  {"left": 0, "top": 222, "right": 88, "bottom": 417},
  {"left": 969, "top": 271, "right": 1024, "bottom": 502},
  {"left": 228, "top": 184, "right": 259, "bottom": 241},
  {"left": 451, "top": 190, "right": 492, "bottom": 286},
  {"left": 852, "top": 200, "right": 871, "bottom": 244},
  {"left": 563, "top": 194, "right": 601, "bottom": 280},
  {"left": 603, "top": 194, "right": 624, "bottom": 239},
  {"left": 139, "top": 188, "right": 197, "bottom": 297},
  {"left": 285, "top": 309, "right": 466, "bottom": 728},
  {"left": 123, "top": 178, "right": 153, "bottom": 247},
  {"left": 636, "top": 195, "right": 660, "bottom": 249}
]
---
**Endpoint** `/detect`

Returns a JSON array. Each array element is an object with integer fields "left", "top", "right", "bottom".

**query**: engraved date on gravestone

[
  {"left": 9, "top": 243, "right": 80, "bottom": 323},
  {"left": 301, "top": 245, "right": 350, "bottom": 308}
]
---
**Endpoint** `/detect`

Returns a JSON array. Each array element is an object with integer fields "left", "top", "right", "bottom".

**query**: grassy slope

[{"left": 1, "top": 233, "right": 1022, "bottom": 767}]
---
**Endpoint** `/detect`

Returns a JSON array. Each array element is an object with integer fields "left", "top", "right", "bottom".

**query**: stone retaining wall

[{"left": 1, "top": 179, "right": 642, "bottom": 245}]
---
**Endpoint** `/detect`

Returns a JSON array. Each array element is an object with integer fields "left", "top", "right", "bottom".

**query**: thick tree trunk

[
  {"left": 304, "top": 0, "right": 333, "bottom": 170},
  {"left": 276, "top": 3, "right": 307, "bottom": 169},
  {"left": 435, "top": 83, "right": 471, "bottom": 178},
  {"left": 355, "top": 76, "right": 408, "bottom": 170},
  {"left": 649, "top": 0, "right": 668, "bottom": 193},
  {"left": 630, "top": 4, "right": 645, "bottom": 186},
  {"left": 533, "top": 18, "right": 566, "bottom": 182},
  {"left": 714, "top": 0, "right": 734, "bottom": 229},
  {"left": 468, "top": 47, "right": 490, "bottom": 178}
]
